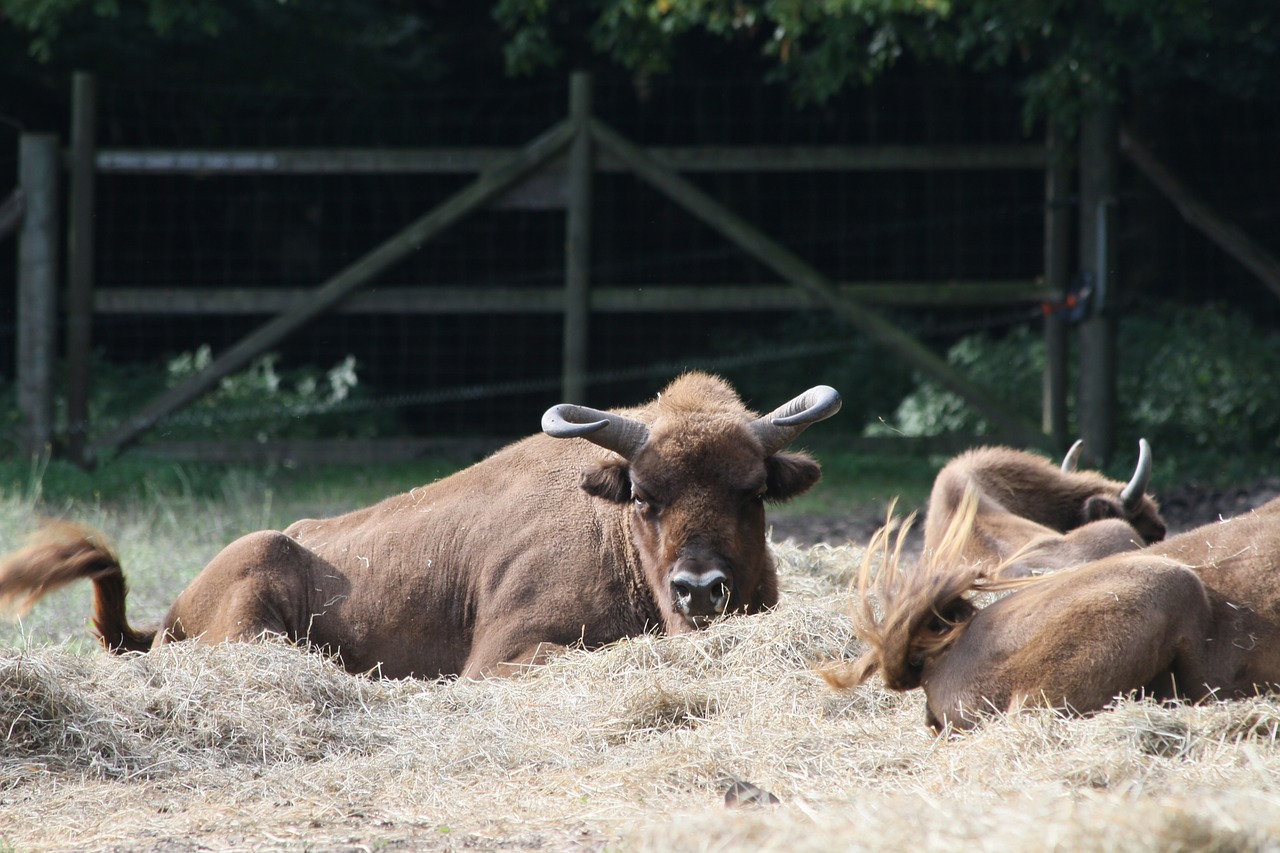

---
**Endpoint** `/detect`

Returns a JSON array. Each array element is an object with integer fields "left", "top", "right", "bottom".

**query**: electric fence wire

[{"left": 73, "top": 300, "right": 1044, "bottom": 437}]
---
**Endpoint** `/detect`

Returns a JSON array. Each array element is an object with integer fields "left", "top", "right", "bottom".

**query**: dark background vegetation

[{"left": 1, "top": 1, "right": 1279, "bottom": 497}]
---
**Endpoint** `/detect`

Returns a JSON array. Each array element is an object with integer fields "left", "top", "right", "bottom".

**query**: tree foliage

[
  {"left": 5, "top": 1, "right": 1277, "bottom": 119},
  {"left": 4, "top": 0, "right": 221, "bottom": 61},
  {"left": 1, "top": 0, "right": 459, "bottom": 91},
  {"left": 495, "top": 0, "right": 1280, "bottom": 128},
  {"left": 871, "top": 304, "right": 1280, "bottom": 481}
]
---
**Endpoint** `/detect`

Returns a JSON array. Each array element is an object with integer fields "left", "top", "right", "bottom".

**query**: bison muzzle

[{"left": 668, "top": 552, "right": 733, "bottom": 626}]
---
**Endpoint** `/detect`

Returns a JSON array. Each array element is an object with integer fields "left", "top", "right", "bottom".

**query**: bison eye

[{"left": 631, "top": 488, "right": 658, "bottom": 514}]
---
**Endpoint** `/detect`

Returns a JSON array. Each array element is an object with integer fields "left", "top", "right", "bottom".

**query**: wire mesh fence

[{"left": 3, "top": 69, "right": 1276, "bottom": 448}]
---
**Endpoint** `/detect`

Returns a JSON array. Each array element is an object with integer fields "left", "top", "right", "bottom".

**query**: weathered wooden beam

[
  {"left": 66, "top": 72, "right": 97, "bottom": 465},
  {"left": 562, "top": 72, "right": 593, "bottom": 403},
  {"left": 590, "top": 117, "right": 1049, "bottom": 449},
  {"left": 1042, "top": 122, "right": 1071, "bottom": 449},
  {"left": 16, "top": 135, "right": 60, "bottom": 457},
  {"left": 90, "top": 118, "right": 577, "bottom": 459},
  {"left": 1078, "top": 107, "right": 1118, "bottom": 465},
  {"left": 95, "top": 148, "right": 512, "bottom": 174},
  {"left": 94, "top": 143, "right": 1045, "bottom": 175},
  {"left": 1121, "top": 128, "right": 1280, "bottom": 302},
  {"left": 92, "top": 281, "right": 1052, "bottom": 315}
]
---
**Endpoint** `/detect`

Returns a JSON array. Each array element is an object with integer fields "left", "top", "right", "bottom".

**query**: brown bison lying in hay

[
  {"left": 0, "top": 372, "right": 839, "bottom": 679},
  {"left": 922, "top": 439, "right": 1166, "bottom": 579},
  {"left": 827, "top": 490, "right": 1280, "bottom": 731}
]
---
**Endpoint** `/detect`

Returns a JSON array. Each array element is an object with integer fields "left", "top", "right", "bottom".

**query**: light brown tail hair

[
  {"left": 0, "top": 520, "right": 155, "bottom": 653},
  {"left": 822, "top": 488, "right": 1018, "bottom": 693}
]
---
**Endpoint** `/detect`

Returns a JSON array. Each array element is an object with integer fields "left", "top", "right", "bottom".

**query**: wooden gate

[{"left": 18, "top": 72, "right": 1070, "bottom": 465}]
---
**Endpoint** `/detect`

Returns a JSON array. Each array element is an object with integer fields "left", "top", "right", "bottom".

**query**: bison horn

[
  {"left": 1118, "top": 438, "right": 1153, "bottom": 511},
  {"left": 542, "top": 404, "right": 651, "bottom": 460},
  {"left": 750, "top": 385, "right": 842, "bottom": 455},
  {"left": 1060, "top": 439, "right": 1085, "bottom": 473}
]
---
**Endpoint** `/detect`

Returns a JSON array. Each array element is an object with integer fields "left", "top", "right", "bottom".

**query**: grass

[
  {"left": 3, "top": 446, "right": 1279, "bottom": 850},
  {"left": 777, "top": 439, "right": 938, "bottom": 516},
  {"left": 0, "top": 453, "right": 461, "bottom": 518}
]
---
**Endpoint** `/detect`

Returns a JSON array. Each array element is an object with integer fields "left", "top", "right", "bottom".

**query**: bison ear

[
  {"left": 580, "top": 459, "right": 632, "bottom": 503},
  {"left": 1083, "top": 494, "right": 1125, "bottom": 522},
  {"left": 765, "top": 451, "right": 822, "bottom": 503}
]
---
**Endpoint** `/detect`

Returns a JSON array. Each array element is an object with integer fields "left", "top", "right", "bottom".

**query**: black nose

[{"left": 670, "top": 565, "right": 732, "bottom": 619}]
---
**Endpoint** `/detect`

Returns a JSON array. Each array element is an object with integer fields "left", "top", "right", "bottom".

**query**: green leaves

[
  {"left": 872, "top": 304, "right": 1280, "bottom": 482},
  {"left": 496, "top": 0, "right": 950, "bottom": 98},
  {"left": 494, "top": 0, "right": 1279, "bottom": 130},
  {"left": 4, "top": 0, "right": 222, "bottom": 59},
  {"left": 2, "top": 0, "right": 450, "bottom": 89},
  {"left": 12, "top": 0, "right": 1277, "bottom": 121}
]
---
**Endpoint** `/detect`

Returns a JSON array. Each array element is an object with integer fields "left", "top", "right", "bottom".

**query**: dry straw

[{"left": 1, "top": 502, "right": 1279, "bottom": 851}]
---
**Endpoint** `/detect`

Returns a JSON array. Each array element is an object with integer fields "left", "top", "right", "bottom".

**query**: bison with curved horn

[
  {"left": 0, "top": 372, "right": 839, "bottom": 678},
  {"left": 921, "top": 439, "right": 1166, "bottom": 579},
  {"left": 826, "top": 489, "right": 1280, "bottom": 732}
]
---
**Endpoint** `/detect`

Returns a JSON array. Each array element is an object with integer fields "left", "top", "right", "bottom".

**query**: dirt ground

[{"left": 768, "top": 476, "right": 1280, "bottom": 549}]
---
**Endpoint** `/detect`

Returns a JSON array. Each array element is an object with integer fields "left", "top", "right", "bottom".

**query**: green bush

[
  {"left": 90, "top": 346, "right": 401, "bottom": 444},
  {"left": 0, "top": 348, "right": 405, "bottom": 502},
  {"left": 865, "top": 325, "right": 1044, "bottom": 439},
  {"left": 868, "top": 303, "right": 1280, "bottom": 483},
  {"left": 1119, "top": 305, "right": 1280, "bottom": 456}
]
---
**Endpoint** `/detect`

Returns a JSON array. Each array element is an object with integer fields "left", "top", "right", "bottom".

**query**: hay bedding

[{"left": 2, "top": 530, "right": 1280, "bottom": 851}]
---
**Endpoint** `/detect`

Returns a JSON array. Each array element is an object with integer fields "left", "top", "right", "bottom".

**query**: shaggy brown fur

[
  {"left": 0, "top": 522, "right": 152, "bottom": 652},
  {"left": 831, "top": 489, "right": 1280, "bottom": 731},
  {"left": 922, "top": 442, "right": 1166, "bottom": 579},
  {"left": 0, "top": 373, "right": 839, "bottom": 679},
  {"left": 825, "top": 492, "right": 990, "bottom": 693}
]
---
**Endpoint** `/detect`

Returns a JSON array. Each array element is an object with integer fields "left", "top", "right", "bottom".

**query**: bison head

[
  {"left": 543, "top": 376, "right": 839, "bottom": 632},
  {"left": 1061, "top": 438, "right": 1167, "bottom": 544}
]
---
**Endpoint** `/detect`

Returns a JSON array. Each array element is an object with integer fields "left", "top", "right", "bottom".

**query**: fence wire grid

[{"left": 2, "top": 70, "right": 1277, "bottom": 446}]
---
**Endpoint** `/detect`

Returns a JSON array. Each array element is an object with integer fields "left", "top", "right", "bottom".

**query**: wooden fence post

[
  {"left": 66, "top": 71, "right": 97, "bottom": 465},
  {"left": 1042, "top": 121, "right": 1071, "bottom": 449},
  {"left": 16, "top": 134, "right": 60, "bottom": 458},
  {"left": 1077, "top": 105, "right": 1118, "bottom": 464},
  {"left": 562, "top": 72, "right": 593, "bottom": 403}
]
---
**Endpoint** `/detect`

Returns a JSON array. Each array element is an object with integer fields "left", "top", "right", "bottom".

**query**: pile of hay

[{"left": 2, "top": 510, "right": 1280, "bottom": 851}]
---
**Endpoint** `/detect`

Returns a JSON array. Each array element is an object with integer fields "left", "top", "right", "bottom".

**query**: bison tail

[
  {"left": 816, "top": 651, "right": 880, "bottom": 690},
  {"left": 0, "top": 521, "right": 156, "bottom": 654},
  {"left": 839, "top": 497, "right": 984, "bottom": 694}
]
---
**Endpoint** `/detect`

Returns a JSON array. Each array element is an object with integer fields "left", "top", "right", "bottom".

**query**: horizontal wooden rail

[
  {"left": 94, "top": 144, "right": 1045, "bottom": 175},
  {"left": 92, "top": 281, "right": 1051, "bottom": 315},
  {"left": 133, "top": 434, "right": 986, "bottom": 466}
]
